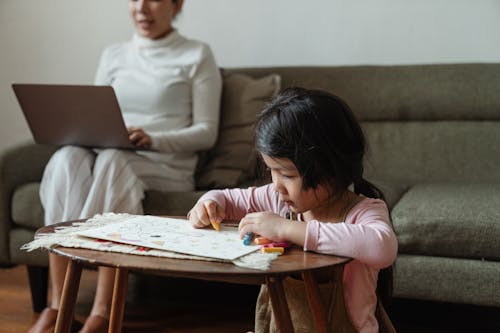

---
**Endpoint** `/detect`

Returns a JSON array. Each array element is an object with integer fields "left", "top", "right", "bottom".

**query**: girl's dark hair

[
  {"left": 256, "top": 87, "right": 383, "bottom": 199},
  {"left": 255, "top": 87, "right": 394, "bottom": 307}
]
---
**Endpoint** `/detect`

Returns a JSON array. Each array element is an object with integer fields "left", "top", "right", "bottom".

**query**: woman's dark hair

[{"left": 255, "top": 87, "right": 394, "bottom": 307}]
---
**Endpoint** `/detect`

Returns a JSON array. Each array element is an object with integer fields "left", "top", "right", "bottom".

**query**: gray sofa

[{"left": 1, "top": 64, "right": 499, "bottom": 313}]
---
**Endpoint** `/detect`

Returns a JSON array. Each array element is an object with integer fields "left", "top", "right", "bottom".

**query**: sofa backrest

[{"left": 225, "top": 64, "right": 500, "bottom": 185}]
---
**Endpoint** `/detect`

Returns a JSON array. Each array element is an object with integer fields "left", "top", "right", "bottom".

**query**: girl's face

[
  {"left": 128, "top": 0, "right": 183, "bottom": 40},
  {"left": 262, "top": 154, "right": 330, "bottom": 214}
]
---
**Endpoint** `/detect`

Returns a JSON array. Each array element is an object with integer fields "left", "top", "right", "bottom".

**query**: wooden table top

[{"left": 38, "top": 220, "right": 350, "bottom": 285}]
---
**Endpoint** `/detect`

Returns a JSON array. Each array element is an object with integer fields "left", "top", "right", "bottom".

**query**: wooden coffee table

[{"left": 37, "top": 220, "right": 350, "bottom": 333}]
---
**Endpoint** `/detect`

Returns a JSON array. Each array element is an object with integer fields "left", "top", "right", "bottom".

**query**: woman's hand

[
  {"left": 238, "top": 212, "right": 289, "bottom": 242},
  {"left": 188, "top": 200, "right": 225, "bottom": 229},
  {"left": 128, "top": 127, "right": 152, "bottom": 149}
]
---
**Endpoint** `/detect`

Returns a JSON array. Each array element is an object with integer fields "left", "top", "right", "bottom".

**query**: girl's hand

[
  {"left": 187, "top": 200, "right": 225, "bottom": 229},
  {"left": 128, "top": 127, "right": 152, "bottom": 149},
  {"left": 238, "top": 212, "right": 288, "bottom": 242}
]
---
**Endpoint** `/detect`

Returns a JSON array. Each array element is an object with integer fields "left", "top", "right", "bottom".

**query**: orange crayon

[{"left": 254, "top": 237, "right": 272, "bottom": 245}]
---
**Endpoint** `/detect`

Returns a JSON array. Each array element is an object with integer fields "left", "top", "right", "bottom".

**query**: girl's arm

[
  {"left": 188, "top": 184, "right": 280, "bottom": 228},
  {"left": 304, "top": 199, "right": 398, "bottom": 269},
  {"left": 238, "top": 215, "right": 308, "bottom": 244}
]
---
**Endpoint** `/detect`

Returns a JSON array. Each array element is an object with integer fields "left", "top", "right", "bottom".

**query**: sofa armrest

[{"left": 0, "top": 142, "right": 57, "bottom": 264}]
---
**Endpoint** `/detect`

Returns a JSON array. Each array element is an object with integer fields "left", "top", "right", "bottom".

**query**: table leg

[
  {"left": 302, "top": 271, "right": 329, "bottom": 333},
  {"left": 54, "top": 260, "right": 83, "bottom": 333},
  {"left": 108, "top": 268, "right": 128, "bottom": 333},
  {"left": 265, "top": 276, "right": 294, "bottom": 333}
]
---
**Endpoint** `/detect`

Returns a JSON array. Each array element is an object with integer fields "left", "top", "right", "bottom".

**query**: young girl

[{"left": 188, "top": 87, "right": 398, "bottom": 333}]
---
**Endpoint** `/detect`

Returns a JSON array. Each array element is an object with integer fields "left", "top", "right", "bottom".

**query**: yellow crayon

[
  {"left": 210, "top": 220, "right": 221, "bottom": 231},
  {"left": 261, "top": 247, "right": 285, "bottom": 254}
]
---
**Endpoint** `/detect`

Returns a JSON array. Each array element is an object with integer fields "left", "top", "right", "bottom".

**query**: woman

[{"left": 29, "top": 1, "right": 222, "bottom": 332}]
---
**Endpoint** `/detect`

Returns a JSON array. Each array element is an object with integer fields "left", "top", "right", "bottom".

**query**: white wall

[
  {"left": 1, "top": 0, "right": 499, "bottom": 154},
  {"left": 180, "top": 0, "right": 500, "bottom": 67}
]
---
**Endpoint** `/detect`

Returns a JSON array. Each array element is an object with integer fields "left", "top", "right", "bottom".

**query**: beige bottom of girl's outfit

[
  {"left": 254, "top": 267, "right": 395, "bottom": 333},
  {"left": 255, "top": 266, "right": 357, "bottom": 333}
]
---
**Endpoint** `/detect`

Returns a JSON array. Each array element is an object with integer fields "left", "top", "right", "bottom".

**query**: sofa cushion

[
  {"left": 196, "top": 72, "right": 281, "bottom": 189},
  {"left": 392, "top": 182, "right": 500, "bottom": 260},
  {"left": 394, "top": 254, "right": 500, "bottom": 307},
  {"left": 12, "top": 182, "right": 44, "bottom": 230}
]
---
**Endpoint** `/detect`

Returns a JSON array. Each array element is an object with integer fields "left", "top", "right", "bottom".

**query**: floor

[{"left": 0, "top": 265, "right": 499, "bottom": 333}]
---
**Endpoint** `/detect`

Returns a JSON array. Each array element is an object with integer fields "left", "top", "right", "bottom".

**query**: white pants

[{"left": 40, "top": 146, "right": 193, "bottom": 225}]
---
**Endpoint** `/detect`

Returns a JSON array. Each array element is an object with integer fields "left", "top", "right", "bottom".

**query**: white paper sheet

[{"left": 77, "top": 215, "right": 259, "bottom": 261}]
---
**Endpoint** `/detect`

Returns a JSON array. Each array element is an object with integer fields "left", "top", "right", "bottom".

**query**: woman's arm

[{"left": 150, "top": 46, "right": 222, "bottom": 152}]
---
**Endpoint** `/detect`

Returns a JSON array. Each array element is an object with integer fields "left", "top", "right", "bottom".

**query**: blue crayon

[{"left": 243, "top": 232, "right": 254, "bottom": 246}]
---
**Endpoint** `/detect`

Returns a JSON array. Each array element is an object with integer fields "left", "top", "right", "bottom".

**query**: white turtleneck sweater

[{"left": 94, "top": 30, "right": 222, "bottom": 179}]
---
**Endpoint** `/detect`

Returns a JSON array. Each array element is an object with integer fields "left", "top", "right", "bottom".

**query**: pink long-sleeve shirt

[{"left": 198, "top": 184, "right": 398, "bottom": 333}]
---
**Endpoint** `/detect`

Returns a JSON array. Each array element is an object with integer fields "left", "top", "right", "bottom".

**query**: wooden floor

[{"left": 1, "top": 265, "right": 499, "bottom": 333}]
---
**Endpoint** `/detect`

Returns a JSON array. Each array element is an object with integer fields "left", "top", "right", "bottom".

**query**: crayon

[
  {"left": 210, "top": 220, "right": 221, "bottom": 231},
  {"left": 254, "top": 237, "right": 272, "bottom": 245},
  {"left": 261, "top": 247, "right": 285, "bottom": 254},
  {"left": 262, "top": 242, "right": 291, "bottom": 248},
  {"left": 243, "top": 232, "right": 254, "bottom": 245}
]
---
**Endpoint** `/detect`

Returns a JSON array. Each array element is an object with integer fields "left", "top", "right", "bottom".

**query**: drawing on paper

[{"left": 77, "top": 215, "right": 259, "bottom": 261}]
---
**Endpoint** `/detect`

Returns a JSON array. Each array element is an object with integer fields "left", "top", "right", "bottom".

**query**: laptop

[{"left": 12, "top": 84, "right": 139, "bottom": 150}]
